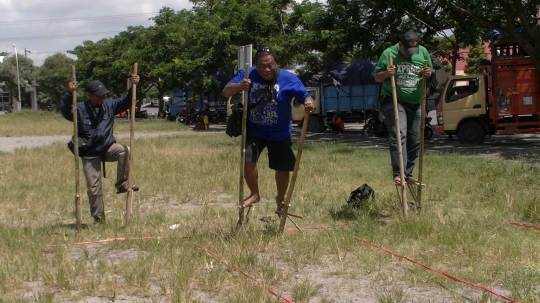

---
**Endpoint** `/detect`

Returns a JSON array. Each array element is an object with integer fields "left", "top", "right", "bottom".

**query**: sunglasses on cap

[{"left": 256, "top": 47, "right": 272, "bottom": 54}]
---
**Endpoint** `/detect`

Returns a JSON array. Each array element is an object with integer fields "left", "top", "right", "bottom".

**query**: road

[
  {"left": 2, "top": 118, "right": 540, "bottom": 161},
  {"left": 292, "top": 121, "right": 540, "bottom": 161},
  {"left": 0, "top": 132, "right": 180, "bottom": 153}
]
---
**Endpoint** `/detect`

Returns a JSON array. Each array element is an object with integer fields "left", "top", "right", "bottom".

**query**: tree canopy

[{"left": 3, "top": 0, "right": 540, "bottom": 111}]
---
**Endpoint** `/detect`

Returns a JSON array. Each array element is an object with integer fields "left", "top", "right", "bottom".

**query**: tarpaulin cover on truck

[
  {"left": 323, "top": 60, "right": 378, "bottom": 86},
  {"left": 298, "top": 60, "right": 378, "bottom": 87}
]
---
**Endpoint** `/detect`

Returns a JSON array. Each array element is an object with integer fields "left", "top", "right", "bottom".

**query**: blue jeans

[{"left": 380, "top": 96, "right": 421, "bottom": 179}]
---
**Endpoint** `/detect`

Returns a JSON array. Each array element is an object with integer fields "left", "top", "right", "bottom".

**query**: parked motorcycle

[
  {"left": 362, "top": 110, "right": 387, "bottom": 137},
  {"left": 135, "top": 109, "right": 148, "bottom": 119},
  {"left": 362, "top": 110, "right": 434, "bottom": 140},
  {"left": 175, "top": 109, "right": 193, "bottom": 124}
]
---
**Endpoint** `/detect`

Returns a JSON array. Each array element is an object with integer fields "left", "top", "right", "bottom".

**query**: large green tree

[
  {"left": 356, "top": 0, "right": 484, "bottom": 75},
  {"left": 464, "top": 43, "right": 489, "bottom": 74},
  {"left": 0, "top": 55, "right": 38, "bottom": 108},
  {"left": 442, "top": 0, "right": 540, "bottom": 69},
  {"left": 69, "top": 38, "right": 127, "bottom": 97},
  {"left": 37, "top": 53, "right": 75, "bottom": 111}
]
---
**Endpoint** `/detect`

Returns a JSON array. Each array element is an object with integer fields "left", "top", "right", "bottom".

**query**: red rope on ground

[
  {"left": 354, "top": 237, "right": 522, "bottom": 303},
  {"left": 192, "top": 243, "right": 295, "bottom": 303},
  {"left": 71, "top": 237, "right": 159, "bottom": 246},
  {"left": 54, "top": 237, "right": 294, "bottom": 303},
  {"left": 505, "top": 221, "right": 540, "bottom": 231}
]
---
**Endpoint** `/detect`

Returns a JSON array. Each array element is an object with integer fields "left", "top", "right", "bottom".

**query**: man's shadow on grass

[
  {"left": 51, "top": 223, "right": 91, "bottom": 231},
  {"left": 63, "top": 223, "right": 91, "bottom": 230},
  {"left": 330, "top": 205, "right": 360, "bottom": 221},
  {"left": 330, "top": 204, "right": 395, "bottom": 225}
]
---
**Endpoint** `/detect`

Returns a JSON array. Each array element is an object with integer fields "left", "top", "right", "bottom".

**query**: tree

[
  {"left": 130, "top": 8, "right": 192, "bottom": 116},
  {"left": 37, "top": 53, "right": 75, "bottom": 111},
  {"left": 441, "top": 0, "right": 540, "bottom": 70},
  {"left": 430, "top": 36, "right": 466, "bottom": 75},
  {"left": 464, "top": 43, "right": 488, "bottom": 74},
  {"left": 357, "top": 0, "right": 485, "bottom": 75},
  {"left": 69, "top": 39, "right": 126, "bottom": 97},
  {"left": 0, "top": 55, "right": 38, "bottom": 108}
]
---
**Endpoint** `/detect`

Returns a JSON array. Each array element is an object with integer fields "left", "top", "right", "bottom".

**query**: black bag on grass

[
  {"left": 347, "top": 184, "right": 374, "bottom": 209},
  {"left": 226, "top": 102, "right": 243, "bottom": 137}
]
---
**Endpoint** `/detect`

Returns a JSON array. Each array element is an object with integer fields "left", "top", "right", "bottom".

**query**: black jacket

[{"left": 60, "top": 89, "right": 133, "bottom": 157}]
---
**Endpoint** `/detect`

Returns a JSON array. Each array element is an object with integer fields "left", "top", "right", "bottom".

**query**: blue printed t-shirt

[{"left": 228, "top": 68, "right": 310, "bottom": 141}]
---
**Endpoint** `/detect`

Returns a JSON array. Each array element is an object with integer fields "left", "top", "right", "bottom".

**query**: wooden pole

[
  {"left": 71, "top": 65, "right": 82, "bottom": 232},
  {"left": 278, "top": 111, "right": 310, "bottom": 233},
  {"left": 389, "top": 54, "right": 408, "bottom": 217},
  {"left": 236, "top": 63, "right": 251, "bottom": 229},
  {"left": 416, "top": 60, "right": 428, "bottom": 210},
  {"left": 125, "top": 63, "right": 137, "bottom": 224}
]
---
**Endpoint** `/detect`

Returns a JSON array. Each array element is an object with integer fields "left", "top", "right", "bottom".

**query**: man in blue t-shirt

[{"left": 222, "top": 48, "right": 314, "bottom": 210}]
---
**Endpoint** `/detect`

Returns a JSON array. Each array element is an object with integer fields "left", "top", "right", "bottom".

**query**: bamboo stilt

[
  {"left": 416, "top": 60, "right": 428, "bottom": 211},
  {"left": 125, "top": 63, "right": 137, "bottom": 224},
  {"left": 236, "top": 63, "right": 251, "bottom": 229},
  {"left": 278, "top": 112, "right": 310, "bottom": 233},
  {"left": 71, "top": 65, "right": 82, "bottom": 232},
  {"left": 389, "top": 55, "right": 408, "bottom": 217}
]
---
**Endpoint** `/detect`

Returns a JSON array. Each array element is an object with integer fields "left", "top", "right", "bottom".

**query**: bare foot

[
  {"left": 405, "top": 177, "right": 425, "bottom": 186},
  {"left": 240, "top": 194, "right": 260, "bottom": 208},
  {"left": 394, "top": 177, "right": 406, "bottom": 185}
]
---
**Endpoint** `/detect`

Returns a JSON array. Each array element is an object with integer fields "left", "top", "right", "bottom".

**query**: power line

[
  {"left": 0, "top": 12, "right": 158, "bottom": 26},
  {"left": 0, "top": 31, "right": 122, "bottom": 42}
]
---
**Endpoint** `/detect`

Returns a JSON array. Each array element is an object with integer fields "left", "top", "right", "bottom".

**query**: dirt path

[
  {"left": 3, "top": 123, "right": 540, "bottom": 161},
  {"left": 0, "top": 131, "right": 186, "bottom": 153}
]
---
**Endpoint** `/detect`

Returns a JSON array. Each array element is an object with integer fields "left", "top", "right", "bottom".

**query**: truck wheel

[
  {"left": 457, "top": 121, "right": 486, "bottom": 144},
  {"left": 307, "top": 116, "right": 325, "bottom": 133}
]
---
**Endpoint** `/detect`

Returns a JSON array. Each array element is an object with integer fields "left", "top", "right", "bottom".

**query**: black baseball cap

[
  {"left": 401, "top": 31, "right": 421, "bottom": 55},
  {"left": 86, "top": 80, "right": 110, "bottom": 96},
  {"left": 255, "top": 47, "right": 277, "bottom": 62}
]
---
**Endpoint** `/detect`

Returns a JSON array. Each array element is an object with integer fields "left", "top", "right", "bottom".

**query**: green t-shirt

[{"left": 375, "top": 43, "right": 433, "bottom": 105}]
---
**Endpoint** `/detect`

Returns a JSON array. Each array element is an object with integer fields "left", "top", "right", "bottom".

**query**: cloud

[{"left": 0, "top": 0, "right": 193, "bottom": 66}]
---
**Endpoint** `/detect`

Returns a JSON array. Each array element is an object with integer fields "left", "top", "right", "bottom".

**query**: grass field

[
  {"left": 0, "top": 117, "right": 539, "bottom": 302},
  {"left": 0, "top": 110, "right": 185, "bottom": 137}
]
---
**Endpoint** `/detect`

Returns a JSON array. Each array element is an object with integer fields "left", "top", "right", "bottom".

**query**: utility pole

[{"left": 24, "top": 48, "right": 30, "bottom": 58}]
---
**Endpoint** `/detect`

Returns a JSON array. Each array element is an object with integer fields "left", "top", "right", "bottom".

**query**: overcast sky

[{"left": 0, "top": 0, "right": 194, "bottom": 66}]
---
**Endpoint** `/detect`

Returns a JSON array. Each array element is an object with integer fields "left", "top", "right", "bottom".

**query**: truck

[
  {"left": 167, "top": 88, "right": 228, "bottom": 123},
  {"left": 435, "top": 29, "right": 540, "bottom": 144},
  {"left": 292, "top": 60, "right": 380, "bottom": 132}
]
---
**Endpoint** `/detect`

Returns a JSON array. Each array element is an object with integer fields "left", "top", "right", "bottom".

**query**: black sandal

[{"left": 116, "top": 185, "right": 140, "bottom": 194}]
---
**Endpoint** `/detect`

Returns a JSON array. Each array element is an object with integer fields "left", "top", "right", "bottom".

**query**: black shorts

[{"left": 245, "top": 131, "right": 296, "bottom": 172}]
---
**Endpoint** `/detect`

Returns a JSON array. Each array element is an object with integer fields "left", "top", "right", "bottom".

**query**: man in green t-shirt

[{"left": 374, "top": 31, "right": 433, "bottom": 185}]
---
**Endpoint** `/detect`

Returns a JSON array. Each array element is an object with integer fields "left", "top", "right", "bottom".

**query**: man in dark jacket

[{"left": 60, "top": 75, "right": 140, "bottom": 223}]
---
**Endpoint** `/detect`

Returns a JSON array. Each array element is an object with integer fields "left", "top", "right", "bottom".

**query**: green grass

[
  {"left": 0, "top": 132, "right": 539, "bottom": 302},
  {"left": 0, "top": 110, "right": 186, "bottom": 136}
]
